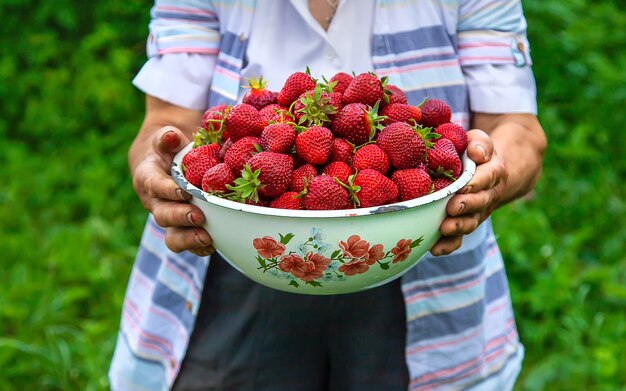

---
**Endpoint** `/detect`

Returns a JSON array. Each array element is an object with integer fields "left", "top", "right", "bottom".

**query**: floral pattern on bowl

[{"left": 252, "top": 228, "right": 423, "bottom": 289}]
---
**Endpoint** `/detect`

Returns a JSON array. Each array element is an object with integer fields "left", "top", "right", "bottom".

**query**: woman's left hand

[{"left": 430, "top": 129, "right": 508, "bottom": 256}]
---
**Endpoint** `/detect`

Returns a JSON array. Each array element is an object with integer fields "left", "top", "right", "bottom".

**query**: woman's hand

[
  {"left": 430, "top": 113, "right": 547, "bottom": 256},
  {"left": 129, "top": 96, "right": 214, "bottom": 256}
]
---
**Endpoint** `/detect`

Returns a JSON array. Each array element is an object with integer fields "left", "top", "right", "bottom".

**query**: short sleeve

[
  {"left": 133, "top": 53, "right": 216, "bottom": 110},
  {"left": 457, "top": 0, "right": 536, "bottom": 113},
  {"left": 132, "top": 1, "right": 221, "bottom": 110}
]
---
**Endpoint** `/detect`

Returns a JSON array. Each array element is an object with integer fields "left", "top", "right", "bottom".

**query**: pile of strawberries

[{"left": 181, "top": 70, "right": 468, "bottom": 210}]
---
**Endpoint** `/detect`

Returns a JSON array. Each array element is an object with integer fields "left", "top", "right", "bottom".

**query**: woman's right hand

[{"left": 129, "top": 97, "right": 214, "bottom": 256}]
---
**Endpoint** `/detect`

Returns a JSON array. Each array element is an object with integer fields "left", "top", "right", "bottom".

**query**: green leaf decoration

[
  {"left": 410, "top": 236, "right": 424, "bottom": 248},
  {"left": 289, "top": 280, "right": 300, "bottom": 288},
  {"left": 379, "top": 262, "right": 390, "bottom": 270},
  {"left": 256, "top": 255, "right": 267, "bottom": 269},
  {"left": 279, "top": 233, "right": 295, "bottom": 245},
  {"left": 331, "top": 249, "right": 342, "bottom": 259},
  {"left": 305, "top": 280, "right": 323, "bottom": 287}
]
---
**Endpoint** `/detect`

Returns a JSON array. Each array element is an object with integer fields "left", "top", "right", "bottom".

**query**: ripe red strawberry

[
  {"left": 377, "top": 122, "right": 427, "bottom": 169},
  {"left": 200, "top": 104, "right": 228, "bottom": 141},
  {"left": 352, "top": 144, "right": 390, "bottom": 174},
  {"left": 420, "top": 98, "right": 452, "bottom": 128},
  {"left": 224, "top": 103, "right": 264, "bottom": 141},
  {"left": 270, "top": 191, "right": 303, "bottom": 210},
  {"left": 219, "top": 138, "right": 234, "bottom": 160},
  {"left": 202, "top": 163, "right": 236, "bottom": 193},
  {"left": 291, "top": 163, "right": 317, "bottom": 192},
  {"left": 321, "top": 161, "right": 354, "bottom": 184},
  {"left": 329, "top": 138, "right": 354, "bottom": 164},
  {"left": 277, "top": 70, "right": 316, "bottom": 107},
  {"left": 242, "top": 76, "right": 276, "bottom": 110},
  {"left": 182, "top": 143, "right": 221, "bottom": 169},
  {"left": 228, "top": 152, "right": 293, "bottom": 201},
  {"left": 184, "top": 153, "right": 220, "bottom": 188},
  {"left": 433, "top": 177, "right": 454, "bottom": 192},
  {"left": 391, "top": 168, "right": 432, "bottom": 201},
  {"left": 259, "top": 103, "right": 292, "bottom": 126},
  {"left": 223, "top": 136, "right": 261, "bottom": 174},
  {"left": 386, "top": 85, "right": 408, "bottom": 105},
  {"left": 332, "top": 102, "right": 385, "bottom": 146},
  {"left": 434, "top": 123, "right": 468, "bottom": 155},
  {"left": 343, "top": 72, "right": 387, "bottom": 107},
  {"left": 302, "top": 175, "right": 351, "bottom": 210},
  {"left": 329, "top": 72, "right": 353, "bottom": 94},
  {"left": 427, "top": 138, "right": 462, "bottom": 179},
  {"left": 351, "top": 169, "right": 399, "bottom": 208},
  {"left": 292, "top": 86, "right": 337, "bottom": 126},
  {"left": 295, "top": 126, "right": 334, "bottom": 165},
  {"left": 260, "top": 123, "right": 297, "bottom": 153},
  {"left": 248, "top": 152, "right": 294, "bottom": 197},
  {"left": 381, "top": 103, "right": 422, "bottom": 126}
]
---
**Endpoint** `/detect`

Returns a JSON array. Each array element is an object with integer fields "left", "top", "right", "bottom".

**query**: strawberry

[
  {"left": 292, "top": 85, "right": 337, "bottom": 126},
  {"left": 342, "top": 72, "right": 387, "bottom": 107},
  {"left": 202, "top": 163, "right": 236, "bottom": 193},
  {"left": 329, "top": 138, "right": 354, "bottom": 164},
  {"left": 295, "top": 126, "right": 334, "bottom": 165},
  {"left": 377, "top": 122, "right": 428, "bottom": 169},
  {"left": 184, "top": 153, "right": 220, "bottom": 188},
  {"left": 277, "top": 70, "right": 316, "bottom": 107},
  {"left": 302, "top": 175, "right": 351, "bottom": 210},
  {"left": 224, "top": 103, "right": 264, "bottom": 141},
  {"left": 270, "top": 191, "right": 303, "bottom": 210},
  {"left": 321, "top": 161, "right": 354, "bottom": 184},
  {"left": 329, "top": 72, "right": 353, "bottom": 94},
  {"left": 352, "top": 144, "right": 390, "bottom": 174},
  {"left": 260, "top": 123, "right": 297, "bottom": 154},
  {"left": 228, "top": 152, "right": 294, "bottom": 202},
  {"left": 242, "top": 76, "right": 276, "bottom": 110},
  {"left": 259, "top": 103, "right": 293, "bottom": 126},
  {"left": 434, "top": 122, "right": 468, "bottom": 155},
  {"left": 350, "top": 169, "right": 399, "bottom": 208},
  {"left": 433, "top": 177, "right": 454, "bottom": 192},
  {"left": 223, "top": 136, "right": 261, "bottom": 173},
  {"left": 380, "top": 103, "right": 422, "bottom": 126},
  {"left": 182, "top": 143, "right": 221, "bottom": 169},
  {"left": 427, "top": 138, "right": 462, "bottom": 179},
  {"left": 291, "top": 163, "right": 317, "bottom": 192},
  {"left": 219, "top": 138, "right": 234, "bottom": 160},
  {"left": 386, "top": 85, "right": 408, "bottom": 105},
  {"left": 420, "top": 98, "right": 452, "bottom": 128},
  {"left": 199, "top": 104, "right": 229, "bottom": 141},
  {"left": 391, "top": 168, "right": 432, "bottom": 201},
  {"left": 332, "top": 102, "right": 385, "bottom": 146}
]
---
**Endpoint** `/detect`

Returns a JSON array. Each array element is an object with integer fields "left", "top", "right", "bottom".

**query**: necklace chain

[{"left": 324, "top": 0, "right": 339, "bottom": 23}]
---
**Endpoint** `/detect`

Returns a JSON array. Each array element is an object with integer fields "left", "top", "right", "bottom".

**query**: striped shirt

[{"left": 110, "top": 0, "right": 536, "bottom": 389}]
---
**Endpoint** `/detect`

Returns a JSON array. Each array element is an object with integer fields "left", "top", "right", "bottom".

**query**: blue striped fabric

[{"left": 110, "top": 0, "right": 533, "bottom": 389}]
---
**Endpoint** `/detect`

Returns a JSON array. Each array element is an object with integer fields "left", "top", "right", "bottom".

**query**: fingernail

[
  {"left": 461, "top": 185, "right": 472, "bottom": 194},
  {"left": 475, "top": 144, "right": 487, "bottom": 160},
  {"left": 457, "top": 202, "right": 465, "bottom": 214},
  {"left": 195, "top": 232, "right": 210, "bottom": 246},
  {"left": 162, "top": 131, "right": 180, "bottom": 150},
  {"left": 187, "top": 212, "right": 199, "bottom": 226},
  {"left": 176, "top": 188, "right": 191, "bottom": 201}
]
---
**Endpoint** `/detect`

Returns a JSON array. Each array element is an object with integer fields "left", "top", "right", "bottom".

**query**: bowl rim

[{"left": 171, "top": 142, "right": 476, "bottom": 218}]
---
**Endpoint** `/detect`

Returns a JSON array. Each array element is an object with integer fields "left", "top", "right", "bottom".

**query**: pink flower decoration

[
  {"left": 338, "top": 235, "right": 371, "bottom": 261},
  {"left": 365, "top": 244, "right": 385, "bottom": 265},
  {"left": 279, "top": 252, "right": 331, "bottom": 282},
  {"left": 391, "top": 239, "right": 412, "bottom": 263},
  {"left": 338, "top": 261, "right": 370, "bottom": 276},
  {"left": 253, "top": 236, "right": 286, "bottom": 259}
]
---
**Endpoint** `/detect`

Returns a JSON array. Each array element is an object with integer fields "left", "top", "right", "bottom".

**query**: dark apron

[{"left": 173, "top": 252, "right": 409, "bottom": 391}]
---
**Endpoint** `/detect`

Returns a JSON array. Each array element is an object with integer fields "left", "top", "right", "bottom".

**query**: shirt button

[{"left": 185, "top": 300, "right": 193, "bottom": 312}]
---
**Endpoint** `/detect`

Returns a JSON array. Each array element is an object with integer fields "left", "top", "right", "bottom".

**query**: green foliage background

[{"left": 0, "top": 0, "right": 624, "bottom": 389}]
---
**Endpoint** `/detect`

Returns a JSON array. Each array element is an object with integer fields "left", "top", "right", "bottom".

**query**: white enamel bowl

[{"left": 172, "top": 143, "right": 475, "bottom": 295}]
